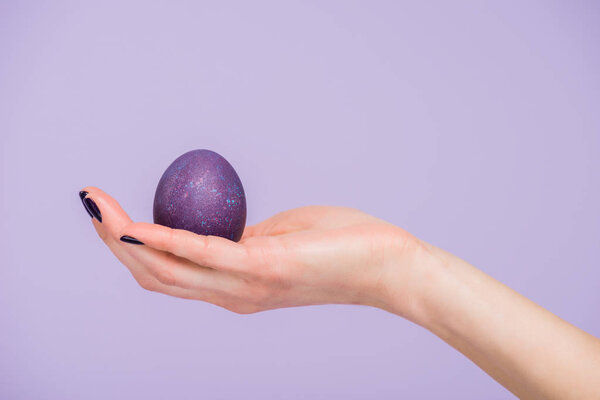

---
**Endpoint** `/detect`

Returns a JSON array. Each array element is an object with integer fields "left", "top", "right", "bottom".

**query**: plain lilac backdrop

[{"left": 1, "top": 1, "right": 599, "bottom": 399}]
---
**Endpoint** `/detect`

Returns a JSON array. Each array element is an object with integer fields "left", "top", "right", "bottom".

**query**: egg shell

[{"left": 153, "top": 149, "right": 246, "bottom": 242}]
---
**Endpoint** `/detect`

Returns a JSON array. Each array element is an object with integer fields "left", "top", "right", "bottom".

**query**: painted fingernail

[
  {"left": 120, "top": 235, "right": 144, "bottom": 245},
  {"left": 79, "top": 191, "right": 93, "bottom": 218},
  {"left": 83, "top": 197, "right": 102, "bottom": 223}
]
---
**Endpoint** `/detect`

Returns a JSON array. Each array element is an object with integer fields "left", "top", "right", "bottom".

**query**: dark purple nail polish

[
  {"left": 120, "top": 235, "right": 144, "bottom": 245},
  {"left": 79, "top": 191, "right": 93, "bottom": 218},
  {"left": 83, "top": 197, "right": 102, "bottom": 223}
]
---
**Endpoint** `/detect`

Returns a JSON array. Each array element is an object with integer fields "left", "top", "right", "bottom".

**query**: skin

[{"left": 82, "top": 186, "right": 600, "bottom": 399}]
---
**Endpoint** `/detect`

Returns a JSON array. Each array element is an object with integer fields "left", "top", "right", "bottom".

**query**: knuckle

[
  {"left": 155, "top": 268, "right": 176, "bottom": 286},
  {"left": 137, "top": 276, "right": 159, "bottom": 292},
  {"left": 213, "top": 296, "right": 263, "bottom": 315},
  {"left": 200, "top": 235, "right": 212, "bottom": 252},
  {"left": 193, "top": 235, "right": 213, "bottom": 262},
  {"left": 228, "top": 304, "right": 261, "bottom": 315},
  {"left": 165, "top": 228, "right": 177, "bottom": 252}
]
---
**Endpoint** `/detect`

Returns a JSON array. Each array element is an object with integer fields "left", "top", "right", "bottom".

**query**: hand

[
  {"left": 80, "top": 187, "right": 600, "bottom": 399},
  {"left": 80, "top": 187, "right": 431, "bottom": 315}
]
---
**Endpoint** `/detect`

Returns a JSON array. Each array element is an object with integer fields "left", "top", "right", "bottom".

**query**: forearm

[{"left": 379, "top": 240, "right": 600, "bottom": 399}]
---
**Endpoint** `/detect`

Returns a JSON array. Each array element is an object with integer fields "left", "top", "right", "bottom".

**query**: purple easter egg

[{"left": 153, "top": 149, "right": 246, "bottom": 242}]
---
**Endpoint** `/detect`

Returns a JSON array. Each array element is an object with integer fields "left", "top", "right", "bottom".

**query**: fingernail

[
  {"left": 83, "top": 197, "right": 102, "bottom": 223},
  {"left": 120, "top": 235, "right": 144, "bottom": 245},
  {"left": 79, "top": 191, "right": 93, "bottom": 218}
]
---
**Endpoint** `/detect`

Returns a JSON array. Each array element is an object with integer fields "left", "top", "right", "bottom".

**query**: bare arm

[
  {"left": 80, "top": 187, "right": 600, "bottom": 399},
  {"left": 380, "top": 242, "right": 600, "bottom": 399}
]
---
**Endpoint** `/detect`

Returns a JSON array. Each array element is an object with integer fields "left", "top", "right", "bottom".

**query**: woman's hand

[
  {"left": 80, "top": 186, "right": 600, "bottom": 399},
  {"left": 79, "top": 186, "right": 432, "bottom": 316}
]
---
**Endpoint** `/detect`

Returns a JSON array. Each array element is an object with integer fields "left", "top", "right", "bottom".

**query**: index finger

[{"left": 121, "top": 222, "right": 250, "bottom": 272}]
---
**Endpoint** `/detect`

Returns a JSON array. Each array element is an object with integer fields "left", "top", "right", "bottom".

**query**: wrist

[{"left": 370, "top": 229, "right": 450, "bottom": 326}]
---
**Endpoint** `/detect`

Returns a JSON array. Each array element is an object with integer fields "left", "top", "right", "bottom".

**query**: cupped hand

[{"left": 80, "top": 187, "right": 431, "bottom": 315}]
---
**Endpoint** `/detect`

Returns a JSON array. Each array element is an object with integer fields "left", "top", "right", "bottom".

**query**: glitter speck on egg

[{"left": 153, "top": 149, "right": 247, "bottom": 242}]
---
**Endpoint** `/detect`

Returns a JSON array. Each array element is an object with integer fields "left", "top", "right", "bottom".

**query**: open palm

[{"left": 81, "top": 187, "right": 422, "bottom": 314}]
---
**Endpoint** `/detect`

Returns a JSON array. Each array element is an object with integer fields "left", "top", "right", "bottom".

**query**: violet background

[{"left": 1, "top": 1, "right": 599, "bottom": 399}]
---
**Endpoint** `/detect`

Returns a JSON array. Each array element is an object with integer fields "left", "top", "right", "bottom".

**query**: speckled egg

[{"left": 153, "top": 149, "right": 246, "bottom": 242}]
